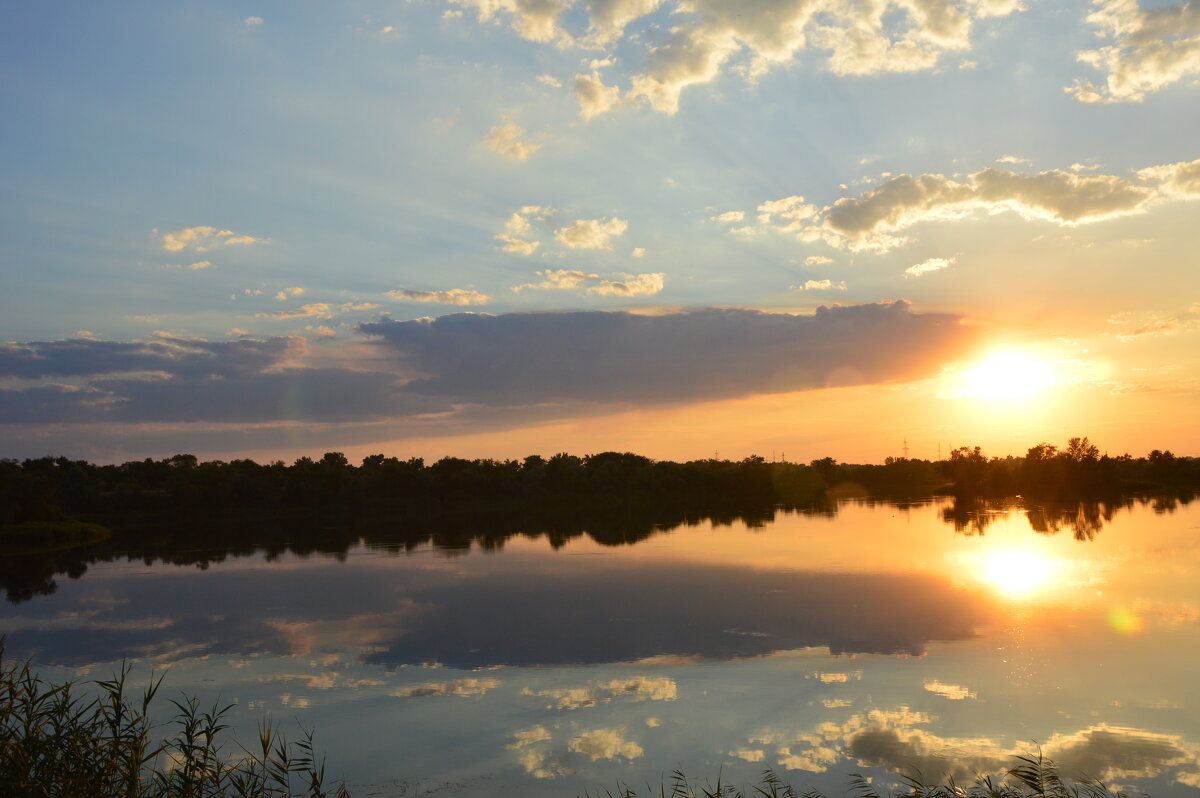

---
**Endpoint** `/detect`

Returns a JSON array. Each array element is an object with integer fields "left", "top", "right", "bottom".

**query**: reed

[
  {"left": 0, "top": 649, "right": 347, "bottom": 797},
  {"left": 578, "top": 756, "right": 1132, "bottom": 798}
]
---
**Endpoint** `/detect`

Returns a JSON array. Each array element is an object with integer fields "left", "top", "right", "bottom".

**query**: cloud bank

[{"left": 1, "top": 305, "right": 974, "bottom": 450}]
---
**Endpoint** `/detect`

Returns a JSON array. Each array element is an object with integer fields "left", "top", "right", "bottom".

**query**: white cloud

[
  {"left": 776, "top": 166, "right": 1158, "bottom": 252},
  {"left": 1137, "top": 157, "right": 1200, "bottom": 196},
  {"left": 483, "top": 122, "right": 541, "bottom": 161},
  {"left": 537, "top": 73, "right": 563, "bottom": 87},
  {"left": 791, "top": 279, "right": 847, "bottom": 291},
  {"left": 574, "top": 71, "right": 622, "bottom": 120},
  {"left": 554, "top": 216, "right": 629, "bottom": 249},
  {"left": 568, "top": 728, "right": 644, "bottom": 761},
  {"left": 923, "top": 679, "right": 977, "bottom": 700},
  {"left": 631, "top": 247, "right": 646, "bottom": 257},
  {"left": 509, "top": 725, "right": 553, "bottom": 749},
  {"left": 996, "top": 154, "right": 1032, "bottom": 165},
  {"left": 256, "top": 302, "right": 379, "bottom": 320},
  {"left": 512, "top": 269, "right": 599, "bottom": 292},
  {"left": 244, "top": 16, "right": 263, "bottom": 26},
  {"left": 165, "top": 261, "right": 213, "bottom": 270},
  {"left": 511, "top": 268, "right": 663, "bottom": 296},
  {"left": 710, "top": 210, "right": 745, "bottom": 223},
  {"left": 275, "top": 287, "right": 305, "bottom": 301},
  {"left": 523, "top": 677, "right": 677, "bottom": 710},
  {"left": 391, "top": 677, "right": 501, "bottom": 697},
  {"left": 1068, "top": 0, "right": 1200, "bottom": 103},
  {"left": 447, "top": 0, "right": 572, "bottom": 43},
  {"left": 160, "top": 226, "right": 262, "bottom": 253},
  {"left": 385, "top": 288, "right": 492, "bottom": 305},
  {"left": 495, "top": 233, "right": 541, "bottom": 255},
  {"left": 730, "top": 749, "right": 765, "bottom": 762},
  {"left": 804, "top": 255, "right": 834, "bottom": 266},
  {"left": 904, "top": 256, "right": 955, "bottom": 277},
  {"left": 588, "top": 272, "right": 664, "bottom": 296},
  {"left": 757, "top": 196, "right": 818, "bottom": 232}
]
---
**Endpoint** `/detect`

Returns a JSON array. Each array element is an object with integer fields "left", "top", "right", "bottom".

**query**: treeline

[
  {"left": 2, "top": 437, "right": 1197, "bottom": 525},
  {"left": 941, "top": 437, "right": 1199, "bottom": 497},
  {"left": 1, "top": 452, "right": 828, "bottom": 524}
]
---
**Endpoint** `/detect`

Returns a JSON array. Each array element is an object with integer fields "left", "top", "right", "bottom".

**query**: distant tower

[{"left": 902, "top": 439, "right": 909, "bottom": 459}]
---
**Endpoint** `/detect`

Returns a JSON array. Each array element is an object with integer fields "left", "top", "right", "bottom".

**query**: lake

[{"left": 3, "top": 495, "right": 1199, "bottom": 797}]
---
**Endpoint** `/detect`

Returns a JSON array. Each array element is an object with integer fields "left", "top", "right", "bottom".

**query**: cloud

[
  {"left": 753, "top": 167, "right": 1157, "bottom": 252},
  {"left": 568, "top": 728, "right": 643, "bottom": 761},
  {"left": 391, "top": 677, "right": 501, "bottom": 697},
  {"left": 522, "top": 676, "right": 677, "bottom": 709},
  {"left": 243, "top": 16, "right": 263, "bottom": 26},
  {"left": 1117, "top": 316, "right": 1200, "bottom": 340},
  {"left": 631, "top": 247, "right": 646, "bottom": 257},
  {"left": 2, "top": 304, "right": 975, "bottom": 431},
  {"left": 0, "top": 335, "right": 296, "bottom": 380},
  {"left": 554, "top": 217, "right": 629, "bottom": 249},
  {"left": 1137, "top": 157, "right": 1200, "bottom": 196},
  {"left": 574, "top": 71, "right": 622, "bottom": 120},
  {"left": 804, "top": 255, "right": 834, "bottom": 266},
  {"left": 537, "top": 73, "right": 562, "bottom": 87},
  {"left": 711, "top": 210, "right": 745, "bottom": 223},
  {"left": 165, "top": 261, "right": 213, "bottom": 270},
  {"left": 448, "top": 0, "right": 572, "bottom": 43},
  {"left": 256, "top": 303, "right": 335, "bottom": 320},
  {"left": 996, "top": 154, "right": 1032, "bottom": 165},
  {"left": 904, "top": 256, "right": 955, "bottom": 277},
  {"left": 791, "top": 279, "right": 847, "bottom": 291},
  {"left": 385, "top": 288, "right": 492, "bottom": 306},
  {"left": 483, "top": 0, "right": 1023, "bottom": 117},
  {"left": 922, "top": 679, "right": 976, "bottom": 700},
  {"left": 757, "top": 196, "right": 818, "bottom": 233},
  {"left": 160, "top": 226, "right": 261, "bottom": 253},
  {"left": 275, "top": 287, "right": 305, "bottom": 301},
  {"left": 509, "top": 725, "right": 554, "bottom": 749},
  {"left": 512, "top": 269, "right": 599, "bottom": 291},
  {"left": 495, "top": 234, "right": 541, "bottom": 255},
  {"left": 358, "top": 303, "right": 976, "bottom": 408},
  {"left": 511, "top": 269, "right": 663, "bottom": 296},
  {"left": 483, "top": 122, "right": 540, "bottom": 161},
  {"left": 1068, "top": 0, "right": 1200, "bottom": 103},
  {"left": 588, "top": 272, "right": 664, "bottom": 296}
]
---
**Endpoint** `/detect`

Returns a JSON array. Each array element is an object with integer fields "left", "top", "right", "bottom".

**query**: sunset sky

[{"left": 2, "top": 0, "right": 1198, "bottom": 463}]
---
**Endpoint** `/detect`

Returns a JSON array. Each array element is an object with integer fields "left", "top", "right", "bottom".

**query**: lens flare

[{"left": 1107, "top": 606, "right": 1145, "bottom": 635}]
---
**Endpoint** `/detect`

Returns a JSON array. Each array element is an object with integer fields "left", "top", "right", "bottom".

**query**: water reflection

[
  {"left": 939, "top": 493, "right": 1193, "bottom": 540},
  {"left": 0, "top": 555, "right": 994, "bottom": 668},
  {"left": 3, "top": 497, "right": 1199, "bottom": 797},
  {"left": 0, "top": 502, "right": 830, "bottom": 604}
]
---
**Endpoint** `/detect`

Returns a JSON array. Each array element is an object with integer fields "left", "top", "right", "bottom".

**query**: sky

[{"left": 1, "top": 0, "right": 1198, "bottom": 464}]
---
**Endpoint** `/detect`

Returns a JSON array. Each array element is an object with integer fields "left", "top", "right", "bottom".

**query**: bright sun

[{"left": 958, "top": 350, "right": 1057, "bottom": 401}]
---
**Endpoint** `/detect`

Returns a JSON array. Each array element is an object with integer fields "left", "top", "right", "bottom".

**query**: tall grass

[
  {"left": 0, "top": 650, "right": 348, "bottom": 797},
  {"left": 578, "top": 755, "right": 1134, "bottom": 798}
]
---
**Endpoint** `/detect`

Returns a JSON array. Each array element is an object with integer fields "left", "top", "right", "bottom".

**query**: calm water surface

[{"left": 3, "top": 497, "right": 1200, "bottom": 796}]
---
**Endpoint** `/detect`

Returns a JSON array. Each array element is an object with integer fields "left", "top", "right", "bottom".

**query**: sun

[{"left": 957, "top": 350, "right": 1058, "bottom": 401}]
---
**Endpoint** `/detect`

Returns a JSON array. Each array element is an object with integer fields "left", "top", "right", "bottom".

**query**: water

[{"left": 3, "top": 496, "right": 1200, "bottom": 796}]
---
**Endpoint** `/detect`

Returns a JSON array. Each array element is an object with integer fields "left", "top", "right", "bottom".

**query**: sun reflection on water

[{"left": 978, "top": 548, "right": 1056, "bottom": 599}]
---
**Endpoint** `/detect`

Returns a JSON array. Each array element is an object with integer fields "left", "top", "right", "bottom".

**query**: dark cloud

[
  {"left": 359, "top": 303, "right": 975, "bottom": 405},
  {"left": 0, "top": 336, "right": 295, "bottom": 380},
  {"left": 1, "top": 305, "right": 975, "bottom": 435}
]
